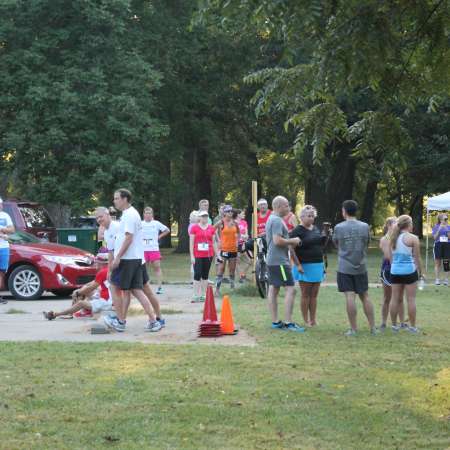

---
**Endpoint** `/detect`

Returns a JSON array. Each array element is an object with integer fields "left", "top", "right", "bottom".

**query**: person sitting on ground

[{"left": 43, "top": 266, "right": 113, "bottom": 320}]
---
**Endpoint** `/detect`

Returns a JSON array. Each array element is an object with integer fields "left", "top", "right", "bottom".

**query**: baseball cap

[
  {"left": 198, "top": 210, "right": 209, "bottom": 217},
  {"left": 223, "top": 205, "right": 233, "bottom": 213}
]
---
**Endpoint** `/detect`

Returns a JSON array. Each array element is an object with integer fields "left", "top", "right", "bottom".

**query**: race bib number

[
  {"left": 221, "top": 251, "right": 229, "bottom": 257},
  {"left": 143, "top": 238, "right": 153, "bottom": 246},
  {"left": 440, "top": 236, "right": 448, "bottom": 243},
  {"left": 198, "top": 243, "right": 209, "bottom": 252}
]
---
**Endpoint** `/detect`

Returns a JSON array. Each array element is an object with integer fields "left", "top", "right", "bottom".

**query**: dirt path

[{"left": 0, "top": 285, "right": 256, "bottom": 346}]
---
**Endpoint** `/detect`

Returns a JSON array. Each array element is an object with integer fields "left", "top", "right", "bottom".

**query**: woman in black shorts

[{"left": 379, "top": 217, "right": 405, "bottom": 330}]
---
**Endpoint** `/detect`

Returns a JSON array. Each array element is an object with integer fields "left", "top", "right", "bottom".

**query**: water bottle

[{"left": 418, "top": 277, "right": 425, "bottom": 291}]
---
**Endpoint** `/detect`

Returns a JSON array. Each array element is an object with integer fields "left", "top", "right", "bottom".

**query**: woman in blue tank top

[
  {"left": 389, "top": 215, "right": 423, "bottom": 334},
  {"left": 379, "top": 217, "right": 406, "bottom": 330}
]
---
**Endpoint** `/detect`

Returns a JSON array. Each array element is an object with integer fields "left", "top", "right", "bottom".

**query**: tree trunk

[
  {"left": 158, "top": 158, "right": 172, "bottom": 248},
  {"left": 304, "top": 142, "right": 356, "bottom": 227},
  {"left": 409, "top": 194, "right": 424, "bottom": 239},
  {"left": 46, "top": 203, "right": 71, "bottom": 227},
  {"left": 175, "top": 148, "right": 195, "bottom": 253},
  {"left": 360, "top": 179, "right": 379, "bottom": 227}
]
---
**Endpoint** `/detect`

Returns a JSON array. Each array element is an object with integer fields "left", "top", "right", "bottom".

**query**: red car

[{"left": 5, "top": 231, "right": 98, "bottom": 300}]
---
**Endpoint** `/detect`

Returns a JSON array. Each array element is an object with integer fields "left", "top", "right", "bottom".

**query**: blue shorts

[
  {"left": 111, "top": 267, "right": 121, "bottom": 286},
  {"left": 0, "top": 247, "right": 10, "bottom": 272},
  {"left": 292, "top": 262, "right": 325, "bottom": 283}
]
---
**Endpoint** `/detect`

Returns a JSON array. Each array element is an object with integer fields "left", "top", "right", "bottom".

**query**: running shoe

[
  {"left": 370, "top": 327, "right": 380, "bottom": 336},
  {"left": 284, "top": 322, "right": 306, "bottom": 333},
  {"left": 103, "top": 315, "right": 126, "bottom": 332},
  {"left": 157, "top": 318, "right": 166, "bottom": 328},
  {"left": 156, "top": 287, "right": 163, "bottom": 295},
  {"left": 145, "top": 320, "right": 162, "bottom": 332},
  {"left": 73, "top": 309, "right": 93, "bottom": 318},
  {"left": 191, "top": 296, "right": 203, "bottom": 303},
  {"left": 444, "top": 279, "right": 449, "bottom": 286},
  {"left": 344, "top": 329, "right": 357, "bottom": 336},
  {"left": 407, "top": 326, "right": 420, "bottom": 334},
  {"left": 400, "top": 322, "right": 409, "bottom": 329},
  {"left": 391, "top": 325, "right": 400, "bottom": 333},
  {"left": 271, "top": 321, "right": 284, "bottom": 330},
  {"left": 200, "top": 295, "right": 206, "bottom": 302},
  {"left": 230, "top": 280, "right": 235, "bottom": 289},
  {"left": 43, "top": 311, "right": 56, "bottom": 321},
  {"left": 435, "top": 279, "right": 440, "bottom": 285},
  {"left": 380, "top": 324, "right": 387, "bottom": 331},
  {"left": 107, "top": 311, "right": 118, "bottom": 319}
]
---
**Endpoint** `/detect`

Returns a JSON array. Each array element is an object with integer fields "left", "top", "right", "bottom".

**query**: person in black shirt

[{"left": 290, "top": 205, "right": 329, "bottom": 326}]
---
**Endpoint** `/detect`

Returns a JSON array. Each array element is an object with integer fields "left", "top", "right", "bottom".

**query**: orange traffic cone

[{"left": 220, "top": 295, "right": 237, "bottom": 335}]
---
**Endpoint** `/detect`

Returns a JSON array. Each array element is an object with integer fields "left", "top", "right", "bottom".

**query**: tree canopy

[{"left": 1, "top": 0, "right": 449, "bottom": 248}]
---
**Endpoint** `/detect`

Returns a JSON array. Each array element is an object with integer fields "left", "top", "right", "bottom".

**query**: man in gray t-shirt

[
  {"left": 333, "top": 200, "right": 376, "bottom": 336},
  {"left": 265, "top": 196, "right": 303, "bottom": 332},
  {"left": 333, "top": 220, "right": 370, "bottom": 274}
]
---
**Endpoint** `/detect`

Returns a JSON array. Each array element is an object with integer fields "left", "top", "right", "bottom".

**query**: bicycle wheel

[{"left": 255, "top": 258, "right": 269, "bottom": 299}]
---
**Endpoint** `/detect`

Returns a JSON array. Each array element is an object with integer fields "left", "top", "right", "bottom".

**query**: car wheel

[
  {"left": 51, "top": 289, "right": 75, "bottom": 298},
  {"left": 8, "top": 265, "right": 44, "bottom": 300}
]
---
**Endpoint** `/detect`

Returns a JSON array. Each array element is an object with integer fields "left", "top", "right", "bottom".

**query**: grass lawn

[{"left": 1, "top": 286, "right": 450, "bottom": 449}]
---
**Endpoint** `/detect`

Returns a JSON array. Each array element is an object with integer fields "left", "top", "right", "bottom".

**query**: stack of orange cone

[
  {"left": 220, "top": 295, "right": 238, "bottom": 335},
  {"left": 198, "top": 285, "right": 222, "bottom": 337}
]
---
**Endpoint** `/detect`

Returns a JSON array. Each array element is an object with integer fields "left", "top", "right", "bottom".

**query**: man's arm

[
  {"left": 73, "top": 279, "right": 99, "bottom": 299},
  {"left": 112, "top": 233, "right": 133, "bottom": 267},
  {"left": 273, "top": 234, "right": 300, "bottom": 247},
  {"left": 0, "top": 216, "right": 15, "bottom": 235}
]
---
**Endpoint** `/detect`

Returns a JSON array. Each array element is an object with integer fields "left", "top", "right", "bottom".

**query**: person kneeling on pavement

[{"left": 43, "top": 266, "right": 113, "bottom": 320}]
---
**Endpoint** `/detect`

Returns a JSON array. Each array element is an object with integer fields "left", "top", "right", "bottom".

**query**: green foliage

[{"left": 0, "top": 0, "right": 168, "bottom": 213}]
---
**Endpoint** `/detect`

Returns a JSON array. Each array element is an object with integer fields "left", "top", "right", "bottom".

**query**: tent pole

[{"left": 426, "top": 209, "right": 430, "bottom": 274}]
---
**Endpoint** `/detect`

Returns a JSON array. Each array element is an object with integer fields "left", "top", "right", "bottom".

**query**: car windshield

[{"left": 7, "top": 231, "right": 41, "bottom": 244}]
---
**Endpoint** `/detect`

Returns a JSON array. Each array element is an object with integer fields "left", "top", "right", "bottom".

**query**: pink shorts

[{"left": 144, "top": 251, "right": 162, "bottom": 263}]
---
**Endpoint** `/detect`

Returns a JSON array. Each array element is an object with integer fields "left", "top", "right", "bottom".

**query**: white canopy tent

[{"left": 426, "top": 192, "right": 450, "bottom": 272}]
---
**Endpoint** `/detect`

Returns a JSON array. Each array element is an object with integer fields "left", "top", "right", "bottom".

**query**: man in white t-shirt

[
  {"left": 96, "top": 206, "right": 166, "bottom": 329},
  {"left": 142, "top": 206, "right": 170, "bottom": 294},
  {"left": 0, "top": 198, "right": 15, "bottom": 304},
  {"left": 103, "top": 189, "right": 161, "bottom": 333}
]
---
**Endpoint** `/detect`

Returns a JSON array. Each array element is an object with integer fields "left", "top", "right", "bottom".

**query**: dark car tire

[
  {"left": 8, "top": 265, "right": 44, "bottom": 300},
  {"left": 51, "top": 289, "right": 75, "bottom": 298}
]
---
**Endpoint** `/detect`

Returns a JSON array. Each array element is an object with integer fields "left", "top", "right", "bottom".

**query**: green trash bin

[{"left": 57, "top": 228, "right": 98, "bottom": 254}]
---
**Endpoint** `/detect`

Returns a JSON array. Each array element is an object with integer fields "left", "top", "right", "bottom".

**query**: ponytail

[
  {"left": 390, "top": 215, "right": 413, "bottom": 250},
  {"left": 383, "top": 216, "right": 397, "bottom": 236}
]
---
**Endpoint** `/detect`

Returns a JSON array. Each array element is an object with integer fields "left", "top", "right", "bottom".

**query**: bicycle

[{"left": 245, "top": 236, "right": 269, "bottom": 299}]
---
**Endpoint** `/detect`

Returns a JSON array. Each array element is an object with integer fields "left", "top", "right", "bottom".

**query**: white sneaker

[
  {"left": 435, "top": 279, "right": 440, "bottom": 286},
  {"left": 444, "top": 279, "right": 449, "bottom": 286},
  {"left": 145, "top": 320, "right": 162, "bottom": 332}
]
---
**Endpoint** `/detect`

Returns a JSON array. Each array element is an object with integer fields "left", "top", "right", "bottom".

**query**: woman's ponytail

[{"left": 390, "top": 215, "right": 413, "bottom": 250}]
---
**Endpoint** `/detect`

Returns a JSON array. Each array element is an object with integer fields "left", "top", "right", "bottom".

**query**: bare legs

[
  {"left": 146, "top": 260, "right": 163, "bottom": 289},
  {"left": 381, "top": 284, "right": 405, "bottom": 327},
  {"left": 268, "top": 285, "right": 295, "bottom": 323},
  {"left": 391, "top": 283, "right": 417, "bottom": 327},
  {"left": 299, "top": 282, "right": 320, "bottom": 326},
  {"left": 344, "top": 291, "right": 375, "bottom": 331},
  {"left": 216, "top": 257, "right": 237, "bottom": 295}
]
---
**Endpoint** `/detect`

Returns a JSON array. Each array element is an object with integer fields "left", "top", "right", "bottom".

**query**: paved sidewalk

[{"left": 0, "top": 286, "right": 256, "bottom": 346}]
